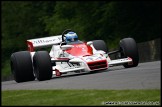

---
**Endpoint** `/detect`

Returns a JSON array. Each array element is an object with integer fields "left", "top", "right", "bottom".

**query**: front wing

[{"left": 51, "top": 57, "right": 132, "bottom": 76}]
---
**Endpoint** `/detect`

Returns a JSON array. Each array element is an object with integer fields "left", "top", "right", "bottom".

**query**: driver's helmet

[{"left": 65, "top": 32, "right": 78, "bottom": 43}]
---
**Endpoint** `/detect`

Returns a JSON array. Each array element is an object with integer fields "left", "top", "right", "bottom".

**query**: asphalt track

[{"left": 2, "top": 61, "right": 160, "bottom": 90}]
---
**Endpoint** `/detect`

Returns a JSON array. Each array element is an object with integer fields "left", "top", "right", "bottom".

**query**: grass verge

[{"left": 2, "top": 89, "right": 160, "bottom": 106}]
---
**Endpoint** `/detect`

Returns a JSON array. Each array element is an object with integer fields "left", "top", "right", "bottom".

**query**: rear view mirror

[
  {"left": 61, "top": 45, "right": 73, "bottom": 51},
  {"left": 87, "top": 41, "right": 93, "bottom": 45}
]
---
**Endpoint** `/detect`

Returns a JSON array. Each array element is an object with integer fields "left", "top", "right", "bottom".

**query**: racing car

[{"left": 10, "top": 29, "right": 139, "bottom": 83}]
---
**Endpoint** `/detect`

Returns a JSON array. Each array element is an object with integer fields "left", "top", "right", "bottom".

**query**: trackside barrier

[{"left": 137, "top": 38, "right": 161, "bottom": 63}]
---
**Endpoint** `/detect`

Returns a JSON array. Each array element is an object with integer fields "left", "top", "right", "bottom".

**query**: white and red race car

[{"left": 10, "top": 29, "right": 139, "bottom": 83}]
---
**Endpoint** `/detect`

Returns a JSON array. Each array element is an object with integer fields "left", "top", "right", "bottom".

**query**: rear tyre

[
  {"left": 92, "top": 40, "right": 108, "bottom": 53},
  {"left": 10, "top": 51, "right": 35, "bottom": 83},
  {"left": 33, "top": 51, "right": 52, "bottom": 81},
  {"left": 119, "top": 38, "right": 139, "bottom": 68}
]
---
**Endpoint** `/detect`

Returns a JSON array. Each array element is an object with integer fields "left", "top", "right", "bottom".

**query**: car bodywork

[{"left": 27, "top": 35, "right": 133, "bottom": 77}]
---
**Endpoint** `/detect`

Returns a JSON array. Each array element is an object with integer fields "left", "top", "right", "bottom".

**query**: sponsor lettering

[{"left": 33, "top": 37, "right": 62, "bottom": 44}]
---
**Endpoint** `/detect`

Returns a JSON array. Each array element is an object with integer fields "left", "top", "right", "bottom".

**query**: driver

[{"left": 65, "top": 32, "right": 78, "bottom": 43}]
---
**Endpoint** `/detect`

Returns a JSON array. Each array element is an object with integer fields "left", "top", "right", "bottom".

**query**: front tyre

[
  {"left": 10, "top": 51, "right": 35, "bottom": 83},
  {"left": 119, "top": 38, "right": 139, "bottom": 68},
  {"left": 33, "top": 51, "right": 52, "bottom": 81}
]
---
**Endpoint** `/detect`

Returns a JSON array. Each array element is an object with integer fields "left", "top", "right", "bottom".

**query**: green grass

[{"left": 2, "top": 89, "right": 160, "bottom": 106}]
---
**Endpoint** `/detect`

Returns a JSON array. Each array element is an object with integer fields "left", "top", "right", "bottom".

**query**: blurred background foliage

[{"left": 1, "top": 1, "right": 161, "bottom": 77}]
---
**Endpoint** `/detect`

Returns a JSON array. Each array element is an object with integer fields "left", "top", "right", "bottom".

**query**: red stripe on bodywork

[
  {"left": 27, "top": 41, "right": 34, "bottom": 52},
  {"left": 55, "top": 69, "right": 62, "bottom": 76},
  {"left": 128, "top": 57, "right": 133, "bottom": 65},
  {"left": 65, "top": 43, "right": 93, "bottom": 57},
  {"left": 87, "top": 59, "right": 108, "bottom": 70},
  {"left": 57, "top": 58, "right": 69, "bottom": 60}
]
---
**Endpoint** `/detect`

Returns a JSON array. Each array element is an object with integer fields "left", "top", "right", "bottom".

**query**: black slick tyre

[
  {"left": 119, "top": 38, "right": 139, "bottom": 68},
  {"left": 10, "top": 51, "right": 35, "bottom": 83},
  {"left": 92, "top": 40, "right": 108, "bottom": 53},
  {"left": 33, "top": 51, "right": 52, "bottom": 81}
]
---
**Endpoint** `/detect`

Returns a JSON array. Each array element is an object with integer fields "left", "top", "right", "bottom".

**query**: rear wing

[{"left": 27, "top": 35, "right": 62, "bottom": 51}]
